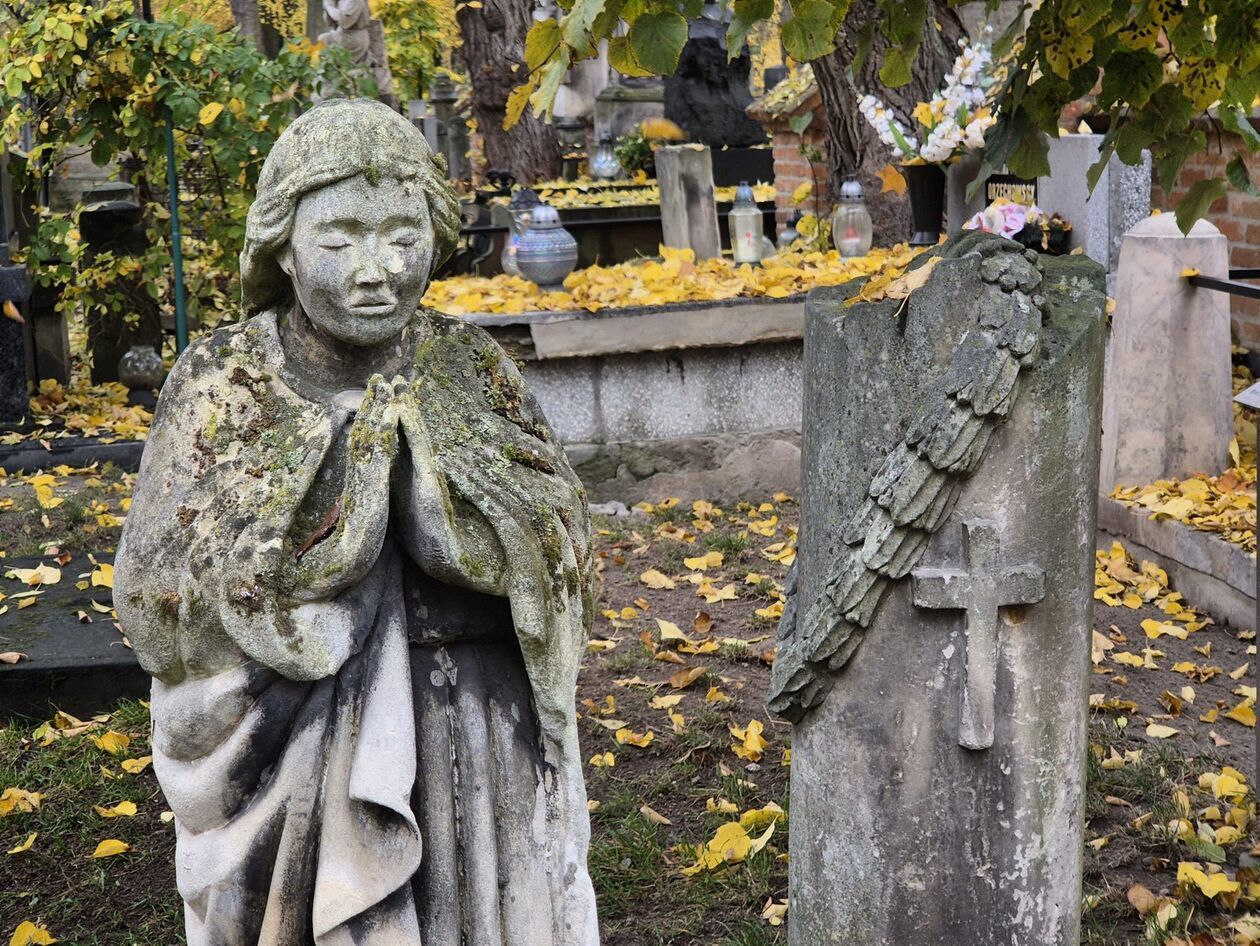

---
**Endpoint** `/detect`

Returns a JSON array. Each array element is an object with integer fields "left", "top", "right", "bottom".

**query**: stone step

[{"left": 0, "top": 553, "right": 148, "bottom": 720}]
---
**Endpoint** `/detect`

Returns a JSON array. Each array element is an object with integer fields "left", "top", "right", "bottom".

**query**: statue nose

[{"left": 354, "top": 250, "right": 388, "bottom": 286}]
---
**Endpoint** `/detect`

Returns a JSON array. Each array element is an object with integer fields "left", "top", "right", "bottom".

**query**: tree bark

[
  {"left": 456, "top": 3, "right": 562, "bottom": 184},
  {"left": 813, "top": 1, "right": 965, "bottom": 243},
  {"left": 229, "top": 0, "right": 282, "bottom": 58}
]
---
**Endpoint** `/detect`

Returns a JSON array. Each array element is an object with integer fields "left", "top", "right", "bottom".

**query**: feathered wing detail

[{"left": 769, "top": 245, "right": 1046, "bottom": 722}]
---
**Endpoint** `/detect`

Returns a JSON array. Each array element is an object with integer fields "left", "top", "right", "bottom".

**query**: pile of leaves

[
  {"left": 1110, "top": 443, "right": 1256, "bottom": 554},
  {"left": 423, "top": 244, "right": 927, "bottom": 316},
  {"left": 485, "top": 176, "right": 776, "bottom": 211},
  {"left": 2, "top": 380, "right": 153, "bottom": 447}
]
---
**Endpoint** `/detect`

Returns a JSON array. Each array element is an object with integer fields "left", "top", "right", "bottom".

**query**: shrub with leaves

[{"left": 0, "top": 0, "right": 372, "bottom": 343}]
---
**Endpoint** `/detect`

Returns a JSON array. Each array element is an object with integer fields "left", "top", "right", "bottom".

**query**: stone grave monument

[
  {"left": 949, "top": 134, "right": 1150, "bottom": 282},
  {"left": 656, "top": 144, "right": 722, "bottom": 260},
  {"left": 772, "top": 232, "right": 1107, "bottom": 945},
  {"left": 1100, "top": 213, "right": 1234, "bottom": 491},
  {"left": 113, "top": 99, "right": 600, "bottom": 945}
]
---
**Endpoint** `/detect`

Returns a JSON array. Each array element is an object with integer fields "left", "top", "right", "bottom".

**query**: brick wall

[
  {"left": 1150, "top": 134, "right": 1260, "bottom": 348},
  {"left": 769, "top": 125, "right": 831, "bottom": 228}
]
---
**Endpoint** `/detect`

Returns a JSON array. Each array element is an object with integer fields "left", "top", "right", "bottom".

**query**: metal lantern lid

[
  {"left": 508, "top": 188, "right": 542, "bottom": 212},
  {"left": 839, "top": 178, "right": 865, "bottom": 202},
  {"left": 526, "top": 203, "right": 562, "bottom": 229}
]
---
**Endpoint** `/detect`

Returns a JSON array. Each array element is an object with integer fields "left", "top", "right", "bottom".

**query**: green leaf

[
  {"left": 561, "top": 0, "right": 607, "bottom": 48},
  {"left": 788, "top": 109, "right": 814, "bottom": 136},
  {"left": 851, "top": 19, "right": 877, "bottom": 75},
  {"left": 727, "top": 0, "right": 774, "bottom": 58},
  {"left": 1175, "top": 177, "right": 1227, "bottom": 235},
  {"left": 781, "top": 0, "right": 837, "bottom": 62},
  {"left": 529, "top": 51, "right": 571, "bottom": 120},
  {"left": 1005, "top": 128, "right": 1051, "bottom": 180},
  {"left": 607, "top": 35, "right": 654, "bottom": 78},
  {"left": 879, "top": 45, "right": 914, "bottom": 87},
  {"left": 1221, "top": 107, "right": 1260, "bottom": 151},
  {"left": 1226, "top": 154, "right": 1259, "bottom": 197},
  {"left": 1098, "top": 50, "right": 1163, "bottom": 110},
  {"left": 590, "top": 0, "right": 626, "bottom": 40},
  {"left": 628, "top": 11, "right": 688, "bottom": 75},
  {"left": 524, "top": 19, "right": 562, "bottom": 72},
  {"left": 1153, "top": 130, "right": 1206, "bottom": 194}
]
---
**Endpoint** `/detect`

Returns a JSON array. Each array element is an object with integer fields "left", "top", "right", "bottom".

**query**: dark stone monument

[
  {"left": 78, "top": 183, "right": 162, "bottom": 384},
  {"left": 664, "top": 11, "right": 765, "bottom": 148}
]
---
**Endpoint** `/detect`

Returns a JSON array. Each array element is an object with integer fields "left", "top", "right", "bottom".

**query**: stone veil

[{"left": 113, "top": 99, "right": 600, "bottom": 945}]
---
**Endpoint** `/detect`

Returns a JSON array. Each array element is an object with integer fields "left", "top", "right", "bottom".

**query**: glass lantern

[
  {"left": 500, "top": 189, "right": 541, "bottom": 277},
  {"left": 728, "top": 181, "right": 764, "bottom": 265},
  {"left": 831, "top": 178, "right": 874, "bottom": 258},
  {"left": 589, "top": 136, "right": 623, "bottom": 181}
]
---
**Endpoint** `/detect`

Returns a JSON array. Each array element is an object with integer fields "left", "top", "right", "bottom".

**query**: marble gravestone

[
  {"left": 113, "top": 100, "right": 600, "bottom": 945},
  {"left": 772, "top": 233, "right": 1107, "bottom": 945}
]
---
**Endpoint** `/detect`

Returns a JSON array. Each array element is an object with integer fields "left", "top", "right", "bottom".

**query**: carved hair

[{"left": 240, "top": 97, "right": 460, "bottom": 316}]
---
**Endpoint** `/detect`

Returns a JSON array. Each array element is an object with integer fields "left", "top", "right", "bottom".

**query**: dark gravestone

[
  {"left": 664, "top": 13, "right": 766, "bottom": 151},
  {"left": 79, "top": 184, "right": 162, "bottom": 384},
  {"left": 0, "top": 244, "right": 31, "bottom": 424}
]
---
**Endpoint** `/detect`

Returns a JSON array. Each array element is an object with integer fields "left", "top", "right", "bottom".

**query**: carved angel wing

[{"left": 769, "top": 244, "right": 1047, "bottom": 721}]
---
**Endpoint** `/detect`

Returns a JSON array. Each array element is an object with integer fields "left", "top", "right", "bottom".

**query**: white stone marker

[
  {"left": 656, "top": 144, "right": 722, "bottom": 260},
  {"left": 1099, "top": 213, "right": 1234, "bottom": 492},
  {"left": 770, "top": 232, "right": 1108, "bottom": 945}
]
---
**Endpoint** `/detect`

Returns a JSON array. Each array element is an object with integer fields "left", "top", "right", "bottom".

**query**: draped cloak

[{"left": 113, "top": 307, "right": 599, "bottom": 944}]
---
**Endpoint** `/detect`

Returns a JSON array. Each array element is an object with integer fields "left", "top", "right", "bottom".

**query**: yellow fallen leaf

[
  {"left": 1141, "top": 619, "right": 1188, "bottom": 640},
  {"left": 656, "top": 619, "right": 693, "bottom": 645},
  {"left": 1177, "top": 861, "right": 1240, "bottom": 898},
  {"left": 670, "top": 666, "right": 708, "bottom": 690},
  {"left": 730, "top": 718, "right": 769, "bottom": 762},
  {"left": 875, "top": 164, "right": 907, "bottom": 195},
  {"left": 90, "top": 838, "right": 131, "bottom": 858},
  {"left": 0, "top": 652, "right": 26, "bottom": 664},
  {"left": 0, "top": 787, "right": 42, "bottom": 818},
  {"left": 1224, "top": 700, "right": 1256, "bottom": 727},
  {"left": 90, "top": 563, "right": 114, "bottom": 589},
  {"left": 8, "top": 921, "right": 57, "bottom": 945},
  {"left": 90, "top": 731, "right": 131, "bottom": 755},
  {"left": 639, "top": 804, "right": 671, "bottom": 826},
  {"left": 159, "top": 811, "right": 175, "bottom": 823},
  {"left": 586, "top": 638, "right": 618, "bottom": 653},
  {"left": 5, "top": 564, "right": 60, "bottom": 586},
  {"left": 1145, "top": 723, "right": 1180, "bottom": 739},
  {"left": 615, "top": 728, "right": 655, "bottom": 748},
  {"left": 706, "top": 685, "right": 731, "bottom": 703},
  {"left": 639, "top": 569, "right": 676, "bottom": 590},
  {"left": 707, "top": 796, "right": 739, "bottom": 814},
  {"left": 649, "top": 694, "right": 684, "bottom": 710},
  {"left": 6, "top": 832, "right": 36, "bottom": 854},
  {"left": 1112, "top": 651, "right": 1146, "bottom": 668},
  {"left": 93, "top": 800, "right": 137, "bottom": 819},
  {"left": 698, "top": 582, "right": 738, "bottom": 604},
  {"left": 683, "top": 551, "right": 723, "bottom": 571},
  {"left": 588, "top": 752, "right": 615, "bottom": 768}
]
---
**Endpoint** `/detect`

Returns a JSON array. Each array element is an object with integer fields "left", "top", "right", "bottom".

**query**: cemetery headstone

[
  {"left": 78, "top": 183, "right": 162, "bottom": 384},
  {"left": 948, "top": 134, "right": 1150, "bottom": 281},
  {"left": 773, "top": 233, "right": 1107, "bottom": 945},
  {"left": 112, "top": 99, "right": 600, "bottom": 943},
  {"left": 594, "top": 78, "right": 665, "bottom": 144},
  {"left": 0, "top": 153, "right": 31, "bottom": 424},
  {"left": 657, "top": 144, "right": 722, "bottom": 260},
  {"left": 663, "top": 9, "right": 766, "bottom": 150},
  {"left": 1100, "top": 213, "right": 1233, "bottom": 491}
]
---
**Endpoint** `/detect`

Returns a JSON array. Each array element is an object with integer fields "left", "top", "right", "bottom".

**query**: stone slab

[
  {"left": 0, "top": 435, "right": 146, "bottom": 474},
  {"left": 1098, "top": 496, "right": 1256, "bottom": 631},
  {"left": 528, "top": 300, "right": 803, "bottom": 359},
  {"left": 0, "top": 554, "right": 147, "bottom": 719}
]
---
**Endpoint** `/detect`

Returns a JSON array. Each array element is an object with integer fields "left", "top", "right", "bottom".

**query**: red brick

[{"left": 1231, "top": 246, "right": 1260, "bottom": 269}]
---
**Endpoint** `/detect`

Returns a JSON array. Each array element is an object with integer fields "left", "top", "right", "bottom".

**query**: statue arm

[{"left": 394, "top": 385, "right": 508, "bottom": 596}]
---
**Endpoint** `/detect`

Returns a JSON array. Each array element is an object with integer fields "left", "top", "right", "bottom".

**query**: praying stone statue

[
  {"left": 320, "top": 0, "right": 397, "bottom": 108},
  {"left": 113, "top": 99, "right": 600, "bottom": 945},
  {"left": 772, "top": 233, "right": 1106, "bottom": 945}
]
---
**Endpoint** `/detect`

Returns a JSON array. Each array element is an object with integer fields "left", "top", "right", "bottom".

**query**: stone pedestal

[
  {"left": 1100, "top": 214, "right": 1233, "bottom": 491},
  {"left": 773, "top": 234, "right": 1107, "bottom": 945},
  {"left": 656, "top": 145, "right": 721, "bottom": 260},
  {"left": 593, "top": 80, "right": 664, "bottom": 144},
  {"left": 0, "top": 313, "right": 28, "bottom": 423}
]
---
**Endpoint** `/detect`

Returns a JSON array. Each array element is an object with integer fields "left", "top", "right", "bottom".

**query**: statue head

[{"left": 241, "top": 98, "right": 460, "bottom": 346}]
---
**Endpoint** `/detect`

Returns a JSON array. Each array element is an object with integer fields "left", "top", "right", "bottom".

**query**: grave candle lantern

[{"left": 831, "top": 178, "right": 874, "bottom": 258}]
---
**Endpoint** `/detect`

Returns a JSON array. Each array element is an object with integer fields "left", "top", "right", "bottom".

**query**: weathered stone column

[
  {"left": 656, "top": 144, "right": 721, "bottom": 260},
  {"left": 771, "top": 233, "right": 1107, "bottom": 946},
  {"left": 1100, "top": 213, "right": 1233, "bottom": 492}
]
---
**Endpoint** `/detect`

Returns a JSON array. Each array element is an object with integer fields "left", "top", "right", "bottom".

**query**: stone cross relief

[{"left": 910, "top": 519, "right": 1045, "bottom": 751}]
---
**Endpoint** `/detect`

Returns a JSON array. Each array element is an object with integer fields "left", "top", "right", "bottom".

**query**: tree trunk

[
  {"left": 229, "top": 0, "right": 283, "bottom": 58},
  {"left": 456, "top": 3, "right": 562, "bottom": 184},
  {"left": 813, "top": 1, "right": 964, "bottom": 243}
]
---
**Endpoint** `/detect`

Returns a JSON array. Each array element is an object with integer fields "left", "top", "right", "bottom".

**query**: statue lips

[{"left": 348, "top": 298, "right": 397, "bottom": 317}]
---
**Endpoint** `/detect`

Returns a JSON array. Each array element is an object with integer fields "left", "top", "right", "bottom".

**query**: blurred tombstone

[
  {"left": 656, "top": 144, "right": 721, "bottom": 260},
  {"left": 0, "top": 151, "right": 31, "bottom": 424},
  {"left": 79, "top": 183, "right": 163, "bottom": 385}
]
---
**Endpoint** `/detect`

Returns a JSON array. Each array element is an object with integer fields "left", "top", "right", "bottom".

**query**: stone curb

[
  {"left": 0, "top": 437, "right": 145, "bottom": 475},
  {"left": 1097, "top": 496, "right": 1257, "bottom": 631}
]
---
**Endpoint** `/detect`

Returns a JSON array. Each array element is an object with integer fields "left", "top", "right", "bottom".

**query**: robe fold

[{"left": 114, "top": 307, "right": 599, "bottom": 945}]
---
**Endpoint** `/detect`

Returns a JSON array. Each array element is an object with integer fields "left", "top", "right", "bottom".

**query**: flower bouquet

[
  {"left": 963, "top": 199, "right": 1073, "bottom": 256},
  {"left": 860, "top": 42, "right": 999, "bottom": 245}
]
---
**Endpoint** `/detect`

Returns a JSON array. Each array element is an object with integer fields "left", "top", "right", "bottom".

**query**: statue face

[{"left": 281, "top": 173, "right": 434, "bottom": 347}]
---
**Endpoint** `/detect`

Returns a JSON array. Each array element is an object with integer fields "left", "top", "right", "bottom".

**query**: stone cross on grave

[{"left": 911, "top": 519, "right": 1045, "bottom": 750}]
